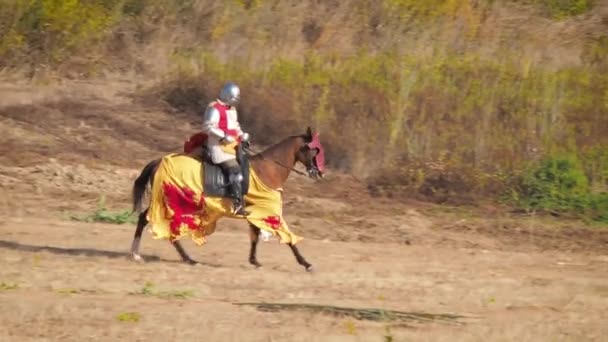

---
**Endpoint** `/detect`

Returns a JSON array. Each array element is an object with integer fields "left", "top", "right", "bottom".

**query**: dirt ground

[{"left": 1, "top": 80, "right": 607, "bottom": 341}]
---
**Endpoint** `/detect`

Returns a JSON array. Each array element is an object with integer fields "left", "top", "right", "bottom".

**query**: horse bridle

[{"left": 242, "top": 144, "right": 320, "bottom": 178}]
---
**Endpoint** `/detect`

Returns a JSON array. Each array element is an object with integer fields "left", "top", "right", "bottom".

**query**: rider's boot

[{"left": 229, "top": 173, "right": 250, "bottom": 216}]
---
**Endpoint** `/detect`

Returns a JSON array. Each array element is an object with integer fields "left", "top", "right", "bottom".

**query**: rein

[{"left": 242, "top": 145, "right": 309, "bottom": 177}]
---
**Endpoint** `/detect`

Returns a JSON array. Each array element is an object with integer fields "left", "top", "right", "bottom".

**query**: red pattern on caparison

[
  {"left": 162, "top": 182, "right": 205, "bottom": 236},
  {"left": 263, "top": 216, "right": 281, "bottom": 230}
]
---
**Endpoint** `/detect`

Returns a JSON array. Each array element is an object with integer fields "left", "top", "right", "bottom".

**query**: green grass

[
  {"left": 56, "top": 288, "right": 80, "bottom": 294},
  {"left": 540, "top": 0, "right": 593, "bottom": 18},
  {"left": 0, "top": 282, "right": 19, "bottom": 291},
  {"left": 70, "top": 196, "right": 137, "bottom": 225},
  {"left": 116, "top": 312, "right": 140, "bottom": 323},
  {"left": 70, "top": 209, "right": 137, "bottom": 224},
  {"left": 131, "top": 281, "right": 195, "bottom": 300}
]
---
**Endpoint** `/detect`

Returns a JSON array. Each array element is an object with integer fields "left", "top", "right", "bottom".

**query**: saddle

[{"left": 183, "top": 132, "right": 250, "bottom": 199}]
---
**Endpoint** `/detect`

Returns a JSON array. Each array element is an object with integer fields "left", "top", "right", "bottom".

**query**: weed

[
  {"left": 131, "top": 281, "right": 195, "bottom": 299},
  {"left": 57, "top": 288, "right": 80, "bottom": 294},
  {"left": 116, "top": 312, "right": 140, "bottom": 322},
  {"left": 70, "top": 196, "right": 137, "bottom": 225},
  {"left": 344, "top": 319, "right": 357, "bottom": 335},
  {"left": 164, "top": 290, "right": 195, "bottom": 299},
  {"left": 541, "top": 0, "right": 592, "bottom": 18},
  {"left": 0, "top": 282, "right": 19, "bottom": 291},
  {"left": 383, "top": 325, "right": 394, "bottom": 342},
  {"left": 138, "top": 281, "right": 155, "bottom": 296}
]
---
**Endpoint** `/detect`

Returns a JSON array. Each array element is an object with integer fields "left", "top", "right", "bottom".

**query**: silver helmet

[{"left": 218, "top": 82, "right": 240, "bottom": 107}]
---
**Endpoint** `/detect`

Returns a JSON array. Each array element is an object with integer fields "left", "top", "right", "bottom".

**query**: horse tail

[{"left": 132, "top": 158, "right": 161, "bottom": 214}]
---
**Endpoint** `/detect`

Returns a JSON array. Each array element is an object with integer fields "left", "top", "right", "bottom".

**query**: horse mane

[{"left": 251, "top": 134, "right": 307, "bottom": 161}]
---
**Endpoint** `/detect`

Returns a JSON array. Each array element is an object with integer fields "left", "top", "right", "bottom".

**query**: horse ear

[{"left": 306, "top": 126, "right": 313, "bottom": 140}]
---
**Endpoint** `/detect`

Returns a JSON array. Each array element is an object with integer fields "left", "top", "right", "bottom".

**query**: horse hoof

[
  {"left": 132, "top": 254, "right": 145, "bottom": 262},
  {"left": 250, "top": 260, "right": 263, "bottom": 268},
  {"left": 184, "top": 259, "right": 198, "bottom": 266},
  {"left": 305, "top": 265, "right": 314, "bottom": 273}
]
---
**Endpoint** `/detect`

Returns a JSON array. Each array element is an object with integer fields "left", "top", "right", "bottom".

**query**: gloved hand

[
  {"left": 221, "top": 136, "right": 235, "bottom": 145},
  {"left": 240, "top": 132, "right": 250, "bottom": 148}
]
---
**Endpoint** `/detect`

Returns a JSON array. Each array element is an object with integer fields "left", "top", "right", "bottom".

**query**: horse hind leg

[
  {"left": 130, "top": 209, "right": 196, "bottom": 265},
  {"left": 288, "top": 243, "right": 313, "bottom": 272},
  {"left": 248, "top": 224, "right": 262, "bottom": 268},
  {"left": 130, "top": 209, "right": 148, "bottom": 262},
  {"left": 172, "top": 240, "right": 197, "bottom": 265}
]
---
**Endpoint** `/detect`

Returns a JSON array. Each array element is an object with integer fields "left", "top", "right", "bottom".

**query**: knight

[{"left": 201, "top": 82, "right": 250, "bottom": 216}]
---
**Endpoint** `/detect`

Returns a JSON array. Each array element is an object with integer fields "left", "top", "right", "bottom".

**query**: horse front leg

[
  {"left": 248, "top": 224, "right": 262, "bottom": 268},
  {"left": 288, "top": 243, "right": 313, "bottom": 272},
  {"left": 172, "top": 240, "right": 197, "bottom": 265}
]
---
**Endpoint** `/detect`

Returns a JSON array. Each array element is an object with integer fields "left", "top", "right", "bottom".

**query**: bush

[
  {"left": 519, "top": 154, "right": 588, "bottom": 209},
  {"left": 589, "top": 193, "right": 608, "bottom": 223},
  {"left": 516, "top": 154, "right": 608, "bottom": 222},
  {"left": 0, "top": 0, "right": 123, "bottom": 66},
  {"left": 541, "top": 0, "right": 592, "bottom": 18}
]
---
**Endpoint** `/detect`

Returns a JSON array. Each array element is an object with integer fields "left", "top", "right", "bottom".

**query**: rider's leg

[{"left": 219, "top": 159, "right": 250, "bottom": 216}]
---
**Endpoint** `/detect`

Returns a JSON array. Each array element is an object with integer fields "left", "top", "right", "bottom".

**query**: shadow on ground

[{"left": 0, "top": 239, "right": 222, "bottom": 267}]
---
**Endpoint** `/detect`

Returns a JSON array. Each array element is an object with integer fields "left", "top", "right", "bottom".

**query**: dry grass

[{"left": 0, "top": 215, "right": 606, "bottom": 341}]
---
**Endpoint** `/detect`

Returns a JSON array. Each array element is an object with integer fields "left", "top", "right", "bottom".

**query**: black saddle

[{"left": 200, "top": 145, "right": 250, "bottom": 198}]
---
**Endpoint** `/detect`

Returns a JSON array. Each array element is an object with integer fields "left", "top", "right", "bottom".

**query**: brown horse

[{"left": 129, "top": 127, "right": 325, "bottom": 272}]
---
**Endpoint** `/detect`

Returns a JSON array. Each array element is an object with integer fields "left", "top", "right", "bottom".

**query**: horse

[{"left": 129, "top": 126, "right": 325, "bottom": 272}]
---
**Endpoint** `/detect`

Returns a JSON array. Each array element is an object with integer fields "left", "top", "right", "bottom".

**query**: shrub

[
  {"left": 541, "top": 0, "right": 592, "bottom": 18},
  {"left": 519, "top": 154, "right": 589, "bottom": 210},
  {"left": 0, "top": 0, "right": 123, "bottom": 66},
  {"left": 516, "top": 153, "right": 608, "bottom": 222}
]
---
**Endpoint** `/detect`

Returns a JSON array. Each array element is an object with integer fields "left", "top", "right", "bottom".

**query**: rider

[{"left": 201, "top": 81, "right": 250, "bottom": 216}]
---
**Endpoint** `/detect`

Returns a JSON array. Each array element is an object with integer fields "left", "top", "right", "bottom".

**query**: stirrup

[{"left": 233, "top": 203, "right": 250, "bottom": 216}]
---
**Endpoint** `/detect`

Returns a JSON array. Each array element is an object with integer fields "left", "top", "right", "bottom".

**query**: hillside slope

[{"left": 1, "top": 0, "right": 607, "bottom": 219}]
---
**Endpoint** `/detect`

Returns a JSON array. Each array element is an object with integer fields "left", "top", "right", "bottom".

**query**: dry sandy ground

[
  {"left": 1, "top": 217, "right": 607, "bottom": 342},
  {"left": 0, "top": 80, "right": 607, "bottom": 341}
]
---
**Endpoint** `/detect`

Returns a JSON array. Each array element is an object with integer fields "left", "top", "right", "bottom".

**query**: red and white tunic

[{"left": 201, "top": 99, "right": 244, "bottom": 164}]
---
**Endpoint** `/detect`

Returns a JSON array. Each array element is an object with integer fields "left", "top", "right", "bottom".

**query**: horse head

[{"left": 295, "top": 126, "right": 326, "bottom": 180}]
